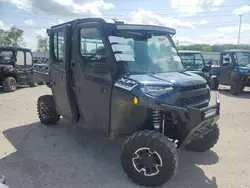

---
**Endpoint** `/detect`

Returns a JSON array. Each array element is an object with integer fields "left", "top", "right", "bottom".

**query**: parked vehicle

[
  {"left": 210, "top": 49, "right": 250, "bottom": 95},
  {"left": 179, "top": 50, "right": 211, "bottom": 83},
  {"left": 0, "top": 47, "right": 43, "bottom": 92},
  {"left": 34, "top": 18, "right": 220, "bottom": 187}
]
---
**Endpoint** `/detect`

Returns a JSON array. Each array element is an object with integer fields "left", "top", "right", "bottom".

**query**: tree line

[
  {"left": 1, "top": 26, "right": 249, "bottom": 52},
  {"left": 0, "top": 25, "right": 48, "bottom": 52},
  {"left": 177, "top": 44, "right": 250, "bottom": 52},
  {"left": 0, "top": 26, "right": 25, "bottom": 47}
]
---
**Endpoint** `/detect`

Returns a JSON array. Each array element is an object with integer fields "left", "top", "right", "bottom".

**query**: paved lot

[{"left": 0, "top": 86, "right": 250, "bottom": 188}]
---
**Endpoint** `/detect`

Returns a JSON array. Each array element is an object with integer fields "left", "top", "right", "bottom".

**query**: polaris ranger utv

[
  {"left": 36, "top": 18, "right": 220, "bottom": 187},
  {"left": 0, "top": 47, "right": 40, "bottom": 92},
  {"left": 179, "top": 50, "right": 211, "bottom": 83},
  {"left": 210, "top": 49, "right": 250, "bottom": 95}
]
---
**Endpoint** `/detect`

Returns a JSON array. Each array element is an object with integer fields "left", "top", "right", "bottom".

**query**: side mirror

[
  {"left": 202, "top": 65, "right": 211, "bottom": 72},
  {"left": 207, "top": 60, "right": 212, "bottom": 66}
]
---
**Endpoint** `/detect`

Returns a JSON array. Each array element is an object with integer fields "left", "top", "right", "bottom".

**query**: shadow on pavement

[
  {"left": 218, "top": 87, "right": 250, "bottom": 99},
  {"left": 0, "top": 87, "right": 4, "bottom": 94},
  {"left": 1, "top": 120, "right": 218, "bottom": 188},
  {"left": 0, "top": 86, "right": 30, "bottom": 95}
]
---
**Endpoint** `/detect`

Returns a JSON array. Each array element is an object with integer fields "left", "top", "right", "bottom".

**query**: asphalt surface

[{"left": 0, "top": 85, "right": 250, "bottom": 188}]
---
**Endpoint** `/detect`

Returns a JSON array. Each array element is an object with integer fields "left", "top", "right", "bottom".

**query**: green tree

[
  {"left": 0, "top": 26, "right": 25, "bottom": 47},
  {"left": 6, "top": 26, "right": 25, "bottom": 46},
  {"left": 0, "top": 29, "right": 7, "bottom": 46},
  {"left": 178, "top": 44, "right": 250, "bottom": 52},
  {"left": 37, "top": 35, "right": 49, "bottom": 52},
  {"left": 201, "top": 45, "right": 212, "bottom": 52}
]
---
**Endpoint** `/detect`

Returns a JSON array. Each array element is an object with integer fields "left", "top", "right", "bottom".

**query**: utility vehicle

[
  {"left": 179, "top": 50, "right": 211, "bottom": 83},
  {"left": 0, "top": 47, "right": 40, "bottom": 92},
  {"left": 35, "top": 18, "right": 220, "bottom": 187},
  {"left": 210, "top": 49, "right": 250, "bottom": 95}
]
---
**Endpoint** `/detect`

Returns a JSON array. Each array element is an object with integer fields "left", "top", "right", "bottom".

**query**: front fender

[
  {"left": 3, "top": 65, "right": 15, "bottom": 74},
  {"left": 229, "top": 71, "right": 243, "bottom": 84}
]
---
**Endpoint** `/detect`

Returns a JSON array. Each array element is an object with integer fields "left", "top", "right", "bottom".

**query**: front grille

[
  {"left": 181, "top": 93, "right": 209, "bottom": 106},
  {"left": 180, "top": 83, "right": 207, "bottom": 92}
]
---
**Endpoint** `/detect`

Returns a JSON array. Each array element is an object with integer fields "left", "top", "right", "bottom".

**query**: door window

[
  {"left": 53, "top": 31, "right": 65, "bottom": 63},
  {"left": 80, "top": 28, "right": 106, "bottom": 64},
  {"left": 26, "top": 52, "right": 33, "bottom": 65},
  {"left": 222, "top": 53, "right": 232, "bottom": 65},
  {"left": 16, "top": 51, "right": 25, "bottom": 66}
]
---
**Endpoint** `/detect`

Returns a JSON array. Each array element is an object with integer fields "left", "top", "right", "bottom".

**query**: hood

[
  {"left": 129, "top": 72, "right": 206, "bottom": 87},
  {"left": 187, "top": 70, "right": 204, "bottom": 75},
  {"left": 237, "top": 65, "right": 250, "bottom": 70},
  {"left": 234, "top": 66, "right": 250, "bottom": 73}
]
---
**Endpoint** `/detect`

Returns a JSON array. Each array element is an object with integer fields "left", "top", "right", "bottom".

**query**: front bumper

[{"left": 148, "top": 92, "right": 220, "bottom": 147}]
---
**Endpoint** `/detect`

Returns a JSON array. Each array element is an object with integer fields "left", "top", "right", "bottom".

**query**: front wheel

[
  {"left": 37, "top": 95, "right": 60, "bottom": 125},
  {"left": 121, "top": 130, "right": 178, "bottom": 187},
  {"left": 185, "top": 124, "right": 220, "bottom": 152},
  {"left": 3, "top": 77, "right": 17, "bottom": 92},
  {"left": 230, "top": 81, "right": 241, "bottom": 95}
]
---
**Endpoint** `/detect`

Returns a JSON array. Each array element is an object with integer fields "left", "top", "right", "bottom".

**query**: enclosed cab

[
  {"left": 179, "top": 50, "right": 211, "bottom": 83},
  {"left": 0, "top": 47, "right": 41, "bottom": 92},
  {"left": 210, "top": 49, "right": 250, "bottom": 95},
  {"left": 35, "top": 18, "right": 220, "bottom": 187}
]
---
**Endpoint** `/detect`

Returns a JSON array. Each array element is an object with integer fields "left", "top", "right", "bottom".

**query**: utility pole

[{"left": 237, "top": 15, "right": 243, "bottom": 45}]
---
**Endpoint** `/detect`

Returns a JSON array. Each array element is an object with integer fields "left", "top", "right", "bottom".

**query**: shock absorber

[{"left": 152, "top": 109, "right": 161, "bottom": 131}]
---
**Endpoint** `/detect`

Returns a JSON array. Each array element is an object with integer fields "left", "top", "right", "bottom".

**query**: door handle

[{"left": 101, "top": 87, "right": 108, "bottom": 93}]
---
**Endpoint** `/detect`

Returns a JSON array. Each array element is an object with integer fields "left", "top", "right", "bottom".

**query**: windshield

[
  {"left": 180, "top": 53, "right": 204, "bottom": 71},
  {"left": 115, "top": 30, "right": 184, "bottom": 74},
  {"left": 234, "top": 52, "right": 250, "bottom": 67},
  {"left": 0, "top": 51, "right": 13, "bottom": 64}
]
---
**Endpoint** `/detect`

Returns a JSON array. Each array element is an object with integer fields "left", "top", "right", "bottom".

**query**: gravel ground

[{"left": 0, "top": 86, "right": 250, "bottom": 188}]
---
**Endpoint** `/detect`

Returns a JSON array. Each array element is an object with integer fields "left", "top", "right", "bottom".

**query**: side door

[
  {"left": 71, "top": 22, "right": 116, "bottom": 132},
  {"left": 219, "top": 52, "right": 233, "bottom": 85},
  {"left": 15, "top": 50, "right": 27, "bottom": 84},
  {"left": 49, "top": 25, "right": 78, "bottom": 122},
  {"left": 24, "top": 51, "right": 33, "bottom": 82}
]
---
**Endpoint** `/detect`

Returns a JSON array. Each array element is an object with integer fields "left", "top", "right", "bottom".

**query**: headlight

[{"left": 141, "top": 85, "right": 173, "bottom": 96}]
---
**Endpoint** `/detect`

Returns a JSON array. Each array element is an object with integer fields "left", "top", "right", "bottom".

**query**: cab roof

[
  {"left": 0, "top": 46, "right": 31, "bottom": 52},
  {"left": 49, "top": 18, "right": 176, "bottom": 35},
  {"left": 178, "top": 50, "right": 202, "bottom": 54}
]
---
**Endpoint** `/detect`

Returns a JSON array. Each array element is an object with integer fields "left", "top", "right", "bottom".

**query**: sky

[{"left": 0, "top": 0, "right": 250, "bottom": 50}]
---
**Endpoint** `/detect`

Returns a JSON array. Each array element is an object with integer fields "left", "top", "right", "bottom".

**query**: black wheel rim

[
  {"left": 132, "top": 147, "right": 163, "bottom": 176},
  {"left": 39, "top": 102, "right": 47, "bottom": 118}
]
